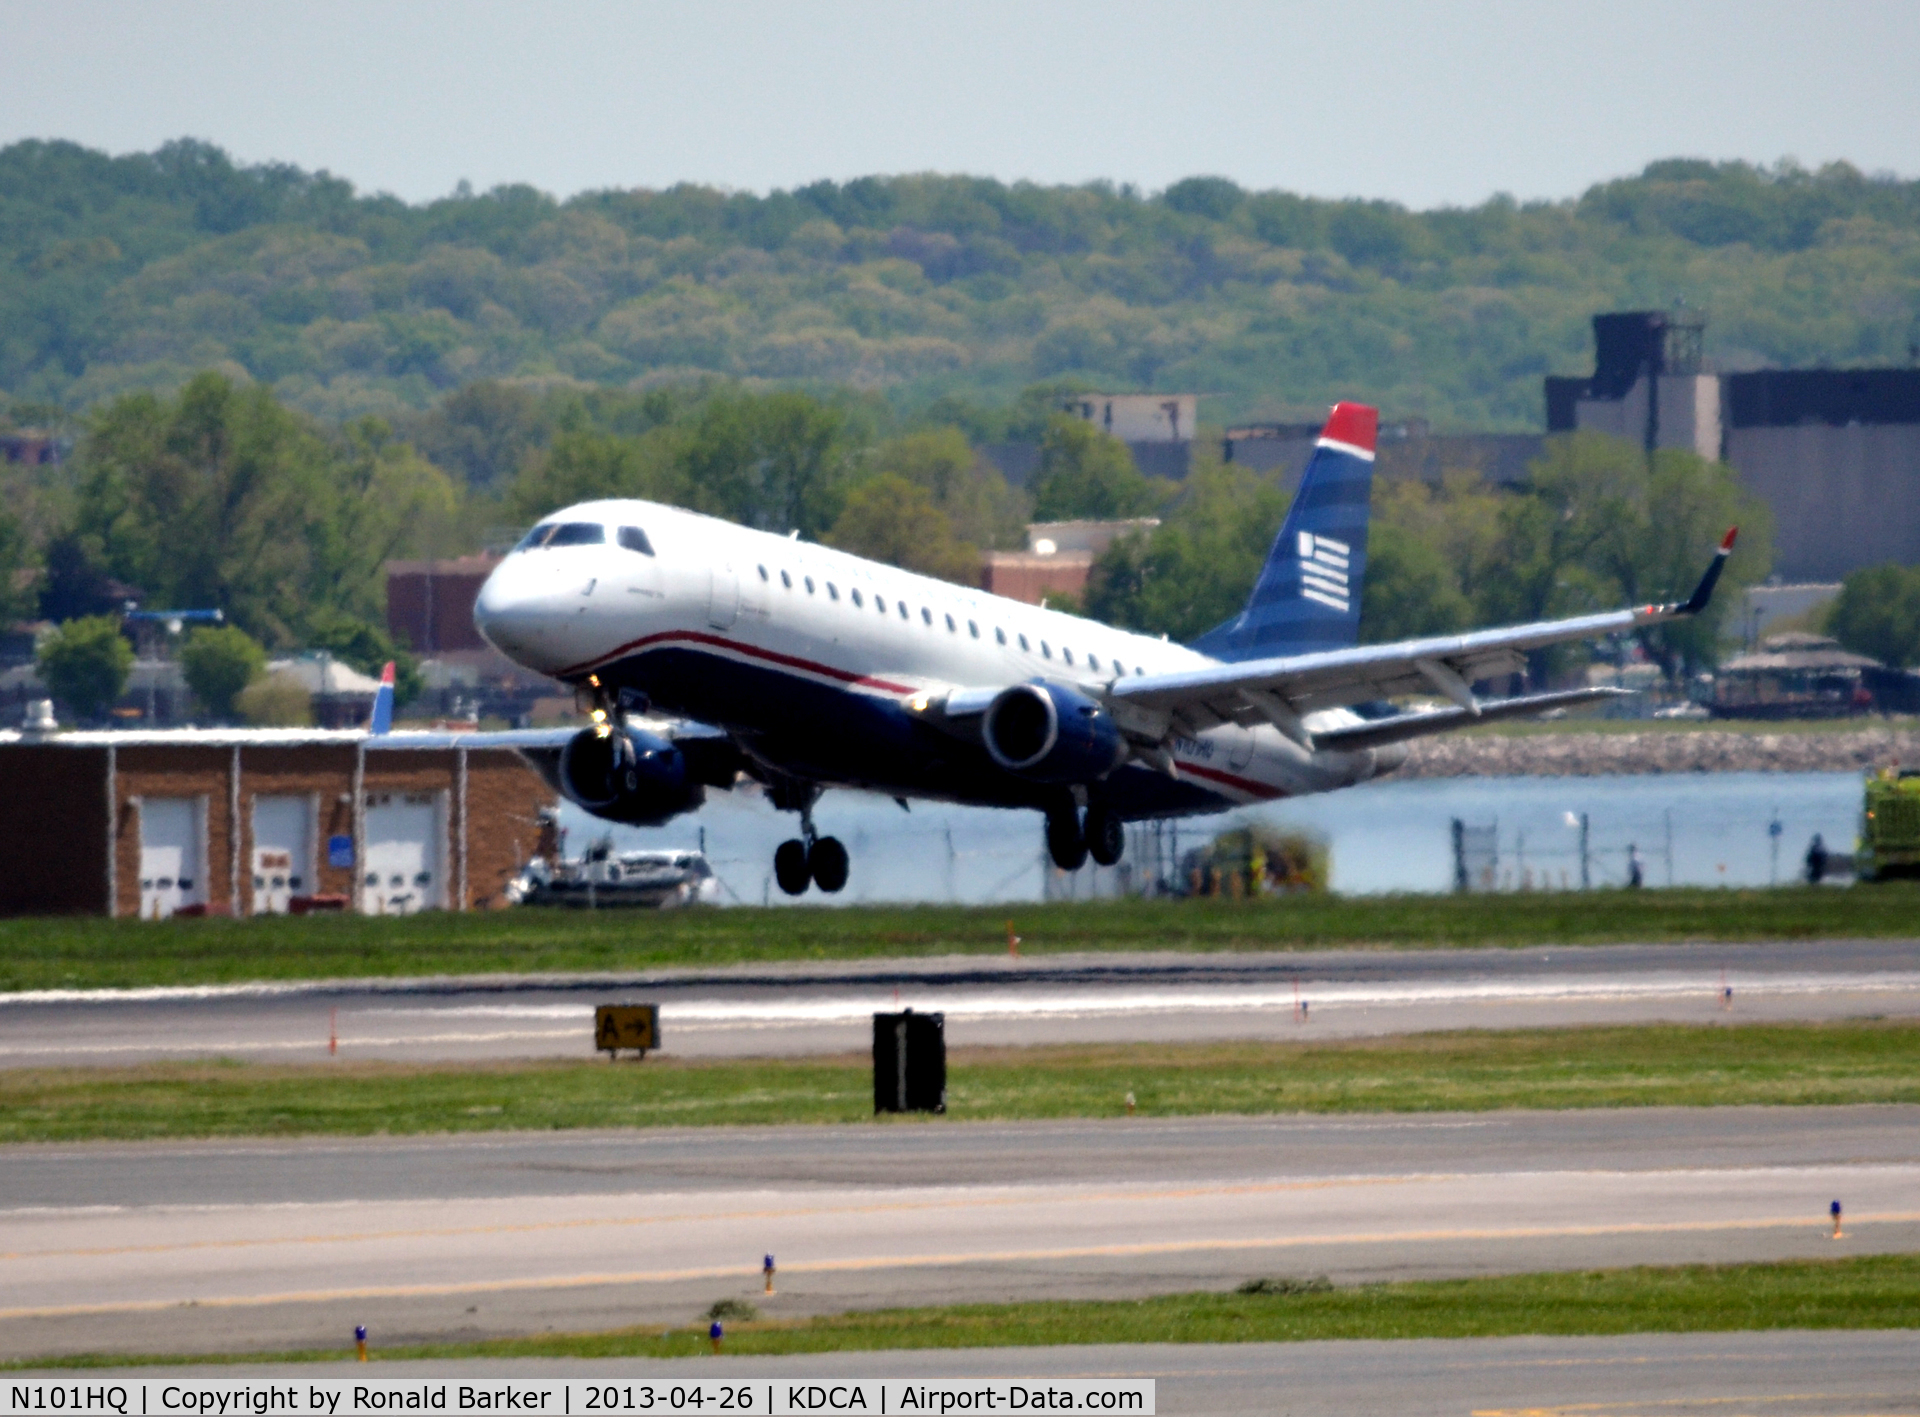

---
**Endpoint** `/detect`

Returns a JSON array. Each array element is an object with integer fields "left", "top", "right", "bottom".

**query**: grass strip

[
  {"left": 6, "top": 1021, "right": 1917, "bottom": 1143},
  {"left": 13, "top": 1255, "right": 1919, "bottom": 1369},
  {"left": 5, "top": 885, "right": 1920, "bottom": 993}
]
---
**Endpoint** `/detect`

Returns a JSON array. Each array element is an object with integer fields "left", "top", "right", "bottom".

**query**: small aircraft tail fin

[
  {"left": 1188, "top": 401, "right": 1378, "bottom": 662},
  {"left": 370, "top": 661, "right": 395, "bottom": 735}
]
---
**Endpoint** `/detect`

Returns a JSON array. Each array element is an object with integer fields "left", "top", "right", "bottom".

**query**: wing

[{"left": 1108, "top": 528, "right": 1738, "bottom": 751}]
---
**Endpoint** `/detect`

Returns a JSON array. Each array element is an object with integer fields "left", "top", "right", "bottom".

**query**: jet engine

[
  {"left": 557, "top": 726, "right": 705, "bottom": 826},
  {"left": 981, "top": 682, "right": 1126, "bottom": 783}
]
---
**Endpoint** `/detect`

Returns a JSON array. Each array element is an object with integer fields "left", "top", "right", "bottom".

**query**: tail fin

[
  {"left": 370, "top": 661, "right": 395, "bottom": 735},
  {"left": 1188, "top": 402, "right": 1378, "bottom": 662}
]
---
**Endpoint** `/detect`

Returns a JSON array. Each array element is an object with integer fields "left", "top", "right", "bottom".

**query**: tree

[
  {"left": 179, "top": 624, "right": 266, "bottom": 720},
  {"left": 1828, "top": 563, "right": 1920, "bottom": 668},
  {"left": 235, "top": 671, "right": 313, "bottom": 727},
  {"left": 867, "top": 427, "right": 1027, "bottom": 551},
  {"left": 0, "top": 510, "right": 35, "bottom": 625},
  {"left": 507, "top": 425, "right": 686, "bottom": 524},
  {"left": 1084, "top": 461, "right": 1288, "bottom": 640},
  {"left": 37, "top": 616, "right": 132, "bottom": 721},
  {"left": 825, "top": 474, "right": 979, "bottom": 582},
  {"left": 1360, "top": 522, "right": 1472, "bottom": 642},
  {"left": 304, "top": 609, "right": 423, "bottom": 706},
  {"left": 680, "top": 391, "right": 857, "bottom": 538},
  {"left": 1030, "top": 416, "right": 1169, "bottom": 522}
]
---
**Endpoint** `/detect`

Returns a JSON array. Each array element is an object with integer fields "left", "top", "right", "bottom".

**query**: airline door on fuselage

[{"left": 707, "top": 562, "right": 739, "bottom": 629}]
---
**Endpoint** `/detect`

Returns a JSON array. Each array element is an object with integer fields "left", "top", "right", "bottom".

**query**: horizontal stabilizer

[{"left": 1313, "top": 688, "right": 1632, "bottom": 751}]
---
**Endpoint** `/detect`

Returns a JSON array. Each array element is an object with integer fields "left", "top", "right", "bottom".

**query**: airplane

[{"left": 432, "top": 401, "right": 1734, "bottom": 896}]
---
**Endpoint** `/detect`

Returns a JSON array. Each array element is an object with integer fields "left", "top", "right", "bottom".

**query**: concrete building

[
  {"left": 983, "top": 392, "right": 1199, "bottom": 486},
  {"left": 1547, "top": 311, "right": 1920, "bottom": 580},
  {"left": 0, "top": 726, "right": 554, "bottom": 919},
  {"left": 978, "top": 519, "right": 1159, "bottom": 606}
]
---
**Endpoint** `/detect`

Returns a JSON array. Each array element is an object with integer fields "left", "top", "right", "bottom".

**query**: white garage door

[
  {"left": 251, "top": 795, "right": 314, "bottom": 915},
  {"left": 361, "top": 793, "right": 444, "bottom": 915},
  {"left": 139, "top": 798, "right": 203, "bottom": 920}
]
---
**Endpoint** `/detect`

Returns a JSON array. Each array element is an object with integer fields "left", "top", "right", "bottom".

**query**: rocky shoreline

[{"left": 1396, "top": 726, "right": 1920, "bottom": 779}]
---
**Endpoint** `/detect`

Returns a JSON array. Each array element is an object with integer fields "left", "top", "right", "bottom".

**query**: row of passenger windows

[
  {"left": 756, "top": 562, "right": 1145, "bottom": 676},
  {"left": 515, "top": 522, "right": 655, "bottom": 556}
]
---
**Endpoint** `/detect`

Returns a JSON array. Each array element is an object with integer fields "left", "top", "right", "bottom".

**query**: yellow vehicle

[{"left": 1858, "top": 767, "right": 1920, "bottom": 881}]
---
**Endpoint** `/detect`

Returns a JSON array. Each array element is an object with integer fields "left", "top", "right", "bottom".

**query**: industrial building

[
  {"left": 1547, "top": 311, "right": 1920, "bottom": 580},
  {"left": 0, "top": 725, "right": 554, "bottom": 919}
]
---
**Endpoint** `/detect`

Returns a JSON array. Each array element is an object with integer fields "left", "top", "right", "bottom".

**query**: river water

[{"left": 557, "top": 770, "right": 1867, "bottom": 906}]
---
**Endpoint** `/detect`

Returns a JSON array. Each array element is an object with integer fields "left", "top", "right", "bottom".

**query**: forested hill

[{"left": 4, "top": 139, "right": 1918, "bottom": 429}]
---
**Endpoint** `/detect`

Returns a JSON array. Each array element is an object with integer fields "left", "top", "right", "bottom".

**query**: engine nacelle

[
  {"left": 558, "top": 726, "right": 705, "bottom": 826},
  {"left": 982, "top": 682, "right": 1126, "bottom": 784}
]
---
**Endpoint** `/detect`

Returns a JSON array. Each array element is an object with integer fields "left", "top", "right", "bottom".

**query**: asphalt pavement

[
  {"left": 5, "top": 1108, "right": 1916, "bottom": 1363},
  {"left": 4, "top": 939, "right": 1917, "bottom": 1066},
  {"left": 42, "top": 1332, "right": 1920, "bottom": 1416}
]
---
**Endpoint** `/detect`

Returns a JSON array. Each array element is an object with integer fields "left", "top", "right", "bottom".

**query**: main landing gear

[
  {"left": 1047, "top": 801, "right": 1125, "bottom": 872},
  {"left": 770, "top": 780, "right": 848, "bottom": 896}
]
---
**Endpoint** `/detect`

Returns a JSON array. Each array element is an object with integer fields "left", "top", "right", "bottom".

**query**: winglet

[
  {"left": 1319, "top": 402, "right": 1378, "bottom": 459},
  {"left": 370, "top": 661, "right": 395, "bottom": 735},
  {"left": 1677, "top": 527, "right": 1738, "bottom": 616}
]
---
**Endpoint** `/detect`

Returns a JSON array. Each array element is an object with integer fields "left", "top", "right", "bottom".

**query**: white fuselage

[{"left": 474, "top": 499, "right": 1389, "bottom": 813}]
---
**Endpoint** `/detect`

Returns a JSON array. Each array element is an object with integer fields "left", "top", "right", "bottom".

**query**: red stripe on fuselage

[
  {"left": 1177, "top": 760, "right": 1286, "bottom": 801},
  {"left": 559, "top": 629, "right": 917, "bottom": 695}
]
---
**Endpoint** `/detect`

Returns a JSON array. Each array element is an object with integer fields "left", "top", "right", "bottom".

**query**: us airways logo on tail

[{"left": 1297, "top": 531, "right": 1351, "bottom": 612}]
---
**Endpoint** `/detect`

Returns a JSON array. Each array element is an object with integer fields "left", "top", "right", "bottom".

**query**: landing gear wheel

[
  {"left": 809, "top": 836, "right": 849, "bottom": 893},
  {"left": 1046, "top": 809, "right": 1088, "bottom": 872},
  {"left": 1086, "top": 806, "right": 1124, "bottom": 867},
  {"left": 774, "top": 839, "right": 811, "bottom": 896}
]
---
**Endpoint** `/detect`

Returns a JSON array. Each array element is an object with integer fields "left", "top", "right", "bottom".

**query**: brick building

[{"left": 0, "top": 728, "right": 554, "bottom": 919}]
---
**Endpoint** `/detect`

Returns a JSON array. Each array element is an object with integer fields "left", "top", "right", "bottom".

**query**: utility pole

[{"left": 1580, "top": 813, "right": 1591, "bottom": 890}]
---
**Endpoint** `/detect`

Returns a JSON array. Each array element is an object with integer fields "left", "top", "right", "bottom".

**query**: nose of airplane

[{"left": 473, "top": 556, "right": 556, "bottom": 668}]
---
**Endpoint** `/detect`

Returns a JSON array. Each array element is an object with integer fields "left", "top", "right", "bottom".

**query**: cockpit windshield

[{"left": 514, "top": 522, "right": 606, "bottom": 552}]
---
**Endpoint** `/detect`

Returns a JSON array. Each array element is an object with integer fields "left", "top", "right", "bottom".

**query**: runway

[
  {"left": 4, "top": 1107, "right": 1916, "bottom": 1361},
  {"left": 43, "top": 1332, "right": 1920, "bottom": 1416},
  {"left": 2, "top": 939, "right": 1916, "bottom": 1066}
]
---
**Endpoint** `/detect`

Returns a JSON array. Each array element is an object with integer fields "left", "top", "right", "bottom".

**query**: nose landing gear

[{"left": 770, "top": 780, "right": 848, "bottom": 896}]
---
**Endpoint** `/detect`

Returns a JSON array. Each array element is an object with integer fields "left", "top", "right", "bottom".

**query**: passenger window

[
  {"left": 757, "top": 564, "right": 769, "bottom": 581},
  {"left": 969, "top": 620, "right": 980, "bottom": 638},
  {"left": 1018, "top": 634, "right": 1030, "bottom": 651},
  {"left": 805, "top": 576, "right": 816, "bottom": 594},
  {"left": 546, "top": 523, "right": 605, "bottom": 547},
  {"left": 827, "top": 582, "right": 839, "bottom": 601},
  {"left": 851, "top": 588, "right": 863, "bottom": 607},
  {"left": 1088, "top": 653, "right": 1100, "bottom": 671},
  {"left": 1063, "top": 647, "right": 1074, "bottom": 665},
  {"left": 1112, "top": 660, "right": 1124, "bottom": 675},
  {"left": 945, "top": 613, "right": 956, "bottom": 632},
  {"left": 1041, "top": 641, "right": 1052, "bottom": 659},
  {"left": 899, "top": 602, "right": 909, "bottom": 619},
  {"left": 781, "top": 570, "right": 792, "bottom": 588},
  {"left": 1136, "top": 666, "right": 1145, "bottom": 675},
  {"left": 617, "top": 526, "right": 654, "bottom": 555},
  {"left": 922, "top": 607, "right": 933, "bottom": 625},
  {"left": 876, "top": 596, "right": 887, "bottom": 613},
  {"left": 995, "top": 627, "right": 1006, "bottom": 645}
]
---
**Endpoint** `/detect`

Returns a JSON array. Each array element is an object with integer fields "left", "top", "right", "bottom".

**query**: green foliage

[
  {"left": 1828, "top": 563, "right": 1920, "bottom": 668},
  {"left": 0, "top": 508, "right": 35, "bottom": 623},
  {"left": 867, "top": 426, "right": 1027, "bottom": 551},
  {"left": 36, "top": 614, "right": 132, "bottom": 720},
  {"left": 1356, "top": 435, "right": 1774, "bottom": 678},
  {"left": 6, "top": 144, "right": 1920, "bottom": 431},
  {"left": 235, "top": 670, "right": 312, "bottom": 727},
  {"left": 177, "top": 623, "right": 264, "bottom": 720},
  {"left": 826, "top": 473, "right": 979, "bottom": 583},
  {"left": 1030, "top": 416, "right": 1168, "bottom": 521},
  {"left": 304, "top": 608, "right": 422, "bottom": 706},
  {"left": 1083, "top": 460, "right": 1287, "bottom": 640}
]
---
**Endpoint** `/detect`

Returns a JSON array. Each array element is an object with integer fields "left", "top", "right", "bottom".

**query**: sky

[{"left": 1, "top": 0, "right": 1917, "bottom": 209}]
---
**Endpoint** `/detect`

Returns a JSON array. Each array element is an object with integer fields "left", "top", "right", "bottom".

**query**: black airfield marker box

[{"left": 873, "top": 1009, "right": 946, "bottom": 1113}]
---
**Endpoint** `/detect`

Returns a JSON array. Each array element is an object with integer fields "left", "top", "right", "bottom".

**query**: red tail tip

[
  {"left": 1720, "top": 526, "right": 1739, "bottom": 552},
  {"left": 380, "top": 660, "right": 396, "bottom": 685},
  {"left": 1320, "top": 402, "right": 1378, "bottom": 454}
]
